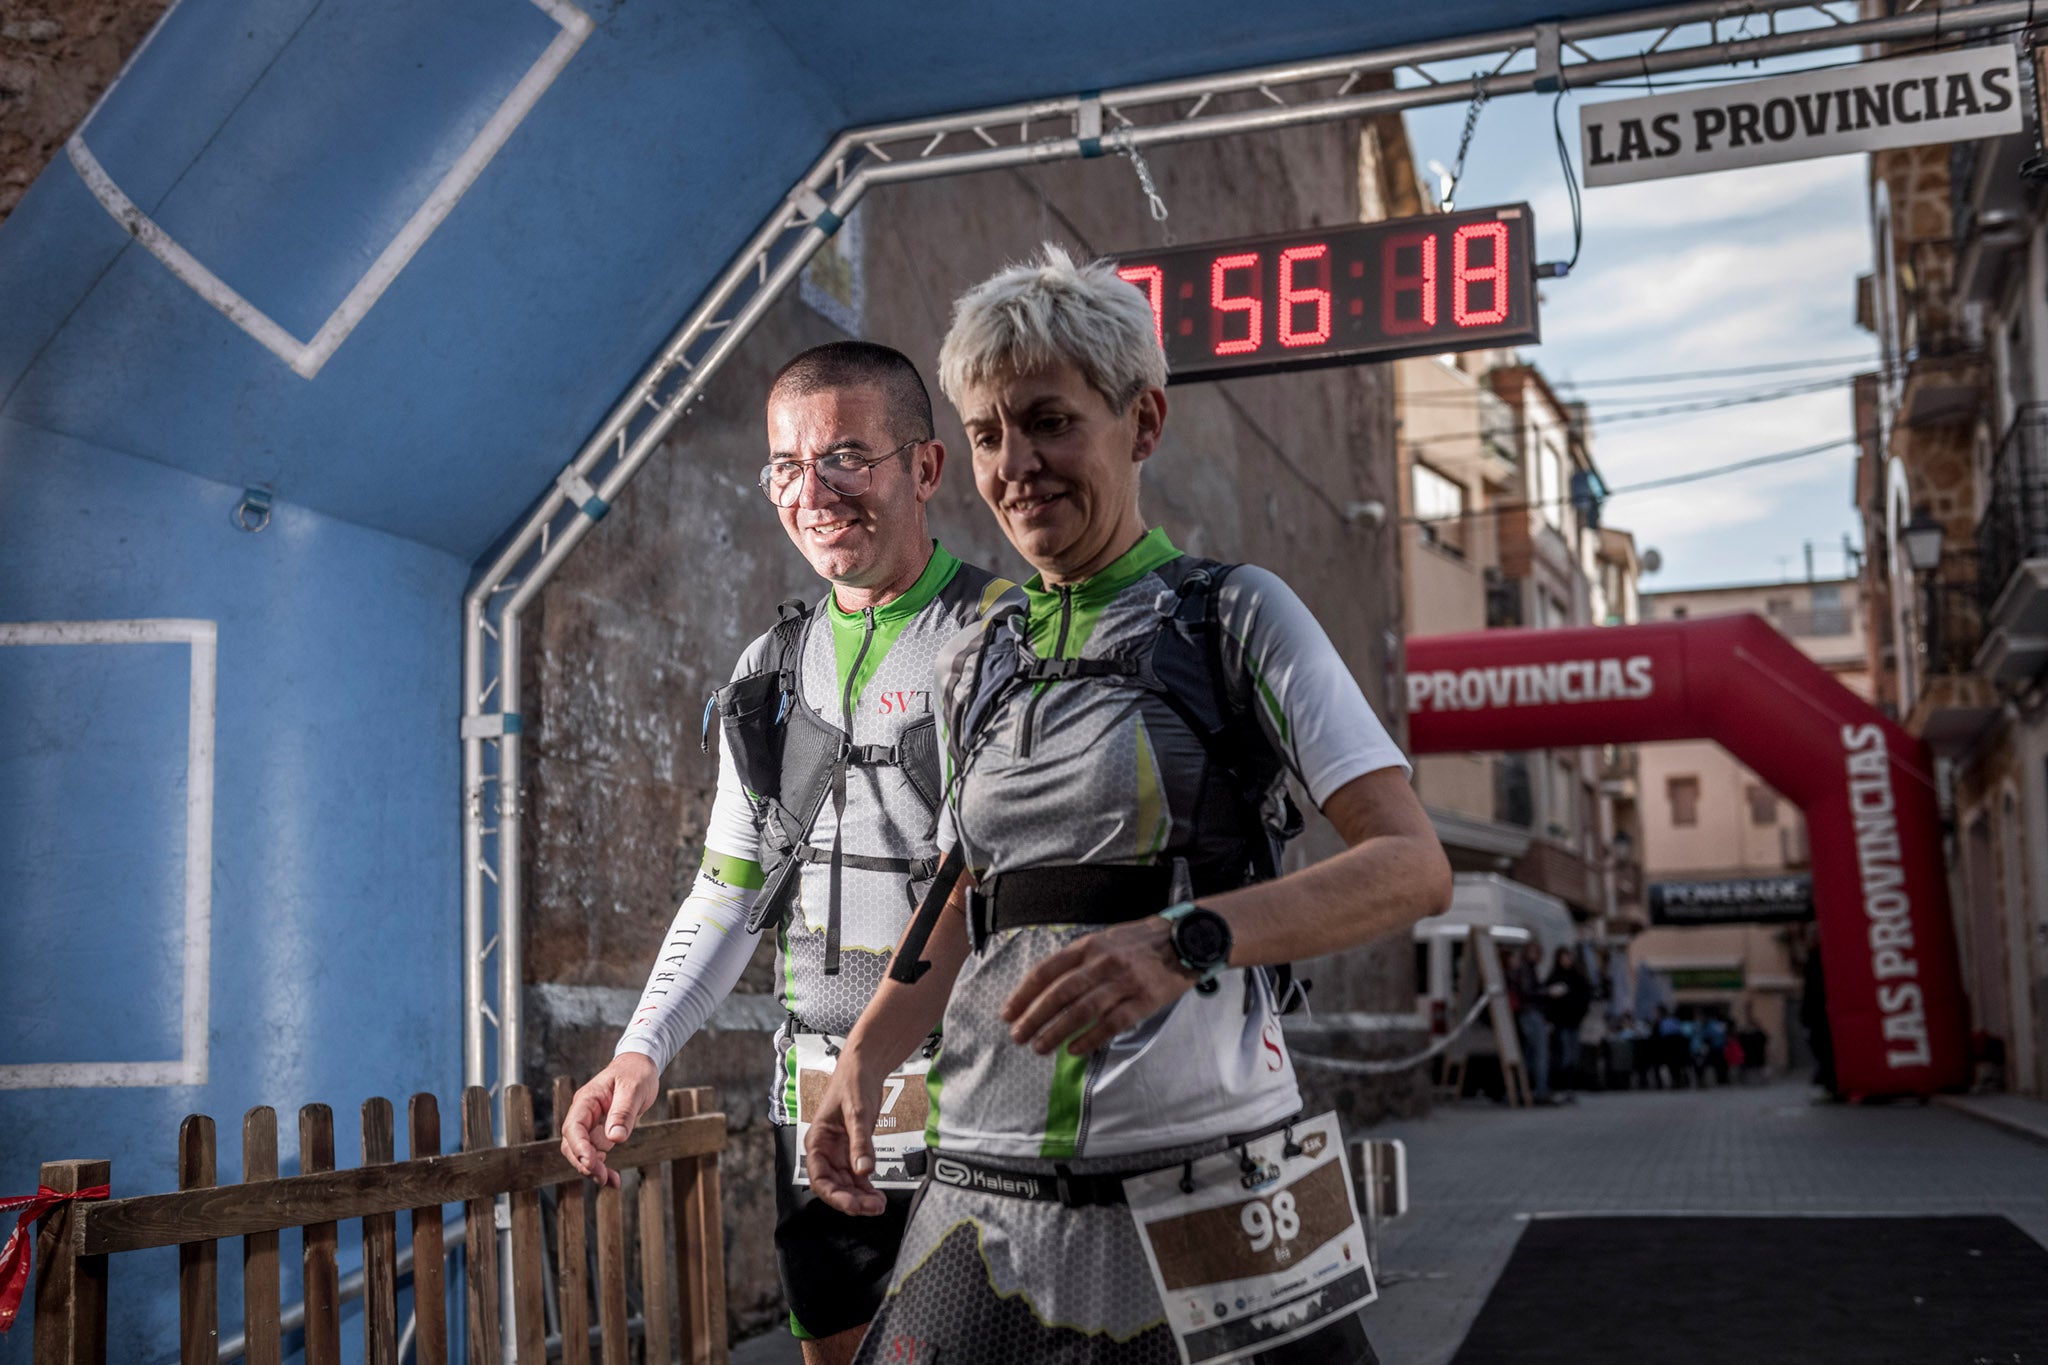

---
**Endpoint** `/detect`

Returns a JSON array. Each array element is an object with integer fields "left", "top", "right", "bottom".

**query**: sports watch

[{"left": 1159, "top": 902, "right": 1233, "bottom": 995}]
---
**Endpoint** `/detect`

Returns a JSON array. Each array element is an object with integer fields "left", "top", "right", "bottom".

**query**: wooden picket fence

[{"left": 29, "top": 1079, "right": 728, "bottom": 1365}]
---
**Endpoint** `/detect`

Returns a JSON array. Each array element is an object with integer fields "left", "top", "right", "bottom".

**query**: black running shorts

[{"left": 772, "top": 1123, "right": 917, "bottom": 1340}]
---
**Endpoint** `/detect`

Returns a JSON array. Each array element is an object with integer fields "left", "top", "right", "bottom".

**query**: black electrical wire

[
  {"left": 1401, "top": 433, "right": 1860, "bottom": 526},
  {"left": 1553, "top": 354, "right": 1880, "bottom": 387},
  {"left": 1544, "top": 88, "right": 1584, "bottom": 278}
]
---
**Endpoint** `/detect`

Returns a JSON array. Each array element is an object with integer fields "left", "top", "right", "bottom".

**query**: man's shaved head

[{"left": 769, "top": 341, "right": 934, "bottom": 443}]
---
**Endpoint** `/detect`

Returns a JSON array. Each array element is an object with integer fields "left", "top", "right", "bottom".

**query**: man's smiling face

[{"left": 765, "top": 383, "right": 933, "bottom": 591}]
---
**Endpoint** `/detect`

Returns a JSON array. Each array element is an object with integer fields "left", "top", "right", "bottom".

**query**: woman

[
  {"left": 804, "top": 245, "right": 1451, "bottom": 1365},
  {"left": 1544, "top": 945, "right": 1593, "bottom": 1095}
]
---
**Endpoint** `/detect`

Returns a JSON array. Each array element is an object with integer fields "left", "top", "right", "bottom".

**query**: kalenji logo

[
  {"left": 1842, "top": 724, "right": 1931, "bottom": 1069},
  {"left": 932, "top": 1157, "right": 1042, "bottom": 1199},
  {"left": 1407, "top": 656, "right": 1655, "bottom": 713}
]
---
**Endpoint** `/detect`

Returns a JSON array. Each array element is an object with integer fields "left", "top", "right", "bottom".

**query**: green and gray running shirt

[
  {"left": 617, "top": 543, "right": 1015, "bottom": 1125},
  {"left": 928, "top": 528, "right": 1409, "bottom": 1159}
]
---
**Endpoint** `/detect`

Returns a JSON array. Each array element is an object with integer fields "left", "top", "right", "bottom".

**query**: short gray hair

[{"left": 937, "top": 243, "right": 1168, "bottom": 412}]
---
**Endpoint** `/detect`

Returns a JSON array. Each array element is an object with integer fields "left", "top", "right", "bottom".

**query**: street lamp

[
  {"left": 1901, "top": 506, "right": 1947, "bottom": 676},
  {"left": 1901, "top": 506, "right": 1946, "bottom": 573}
]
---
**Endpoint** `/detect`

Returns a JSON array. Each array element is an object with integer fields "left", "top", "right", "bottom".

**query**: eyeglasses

[{"left": 757, "top": 437, "right": 923, "bottom": 506}]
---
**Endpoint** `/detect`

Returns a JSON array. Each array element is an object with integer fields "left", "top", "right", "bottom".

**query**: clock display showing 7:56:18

[{"left": 1104, "top": 203, "right": 1540, "bottom": 382}]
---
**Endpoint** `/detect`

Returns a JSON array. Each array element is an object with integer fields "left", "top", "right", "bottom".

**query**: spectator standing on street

[
  {"left": 1511, "top": 941, "right": 1553, "bottom": 1103},
  {"left": 1545, "top": 946, "right": 1593, "bottom": 1094}
]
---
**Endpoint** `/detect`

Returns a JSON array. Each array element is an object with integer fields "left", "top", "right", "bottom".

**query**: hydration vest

[
  {"left": 702, "top": 599, "right": 944, "bottom": 973},
  {"left": 893, "top": 556, "right": 1308, "bottom": 1008}
]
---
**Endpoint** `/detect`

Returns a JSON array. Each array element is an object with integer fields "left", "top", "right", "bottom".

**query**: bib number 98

[{"left": 1239, "top": 1189, "right": 1301, "bottom": 1255}]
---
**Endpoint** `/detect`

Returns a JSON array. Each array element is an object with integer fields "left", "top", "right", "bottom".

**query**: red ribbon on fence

[{"left": 0, "top": 1184, "right": 110, "bottom": 1332}]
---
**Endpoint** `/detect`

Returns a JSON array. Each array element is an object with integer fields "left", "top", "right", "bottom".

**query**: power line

[
  {"left": 1402, "top": 434, "right": 1860, "bottom": 526},
  {"left": 1550, "top": 355, "right": 1880, "bottom": 389},
  {"left": 1398, "top": 371, "right": 1860, "bottom": 413},
  {"left": 1400, "top": 374, "right": 1859, "bottom": 453}
]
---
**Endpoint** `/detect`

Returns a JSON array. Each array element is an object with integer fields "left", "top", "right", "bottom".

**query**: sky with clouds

[{"left": 1401, "top": 25, "right": 1882, "bottom": 593}]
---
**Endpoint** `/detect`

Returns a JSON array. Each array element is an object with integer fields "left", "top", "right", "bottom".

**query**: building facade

[
  {"left": 1398, "top": 353, "right": 1647, "bottom": 935},
  {"left": 1856, "top": 51, "right": 2048, "bottom": 1097}
]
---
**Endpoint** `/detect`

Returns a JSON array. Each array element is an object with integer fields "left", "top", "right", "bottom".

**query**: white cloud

[{"left": 1529, "top": 156, "right": 1866, "bottom": 234}]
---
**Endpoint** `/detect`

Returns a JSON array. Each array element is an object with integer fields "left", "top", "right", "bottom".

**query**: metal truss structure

[{"left": 461, "top": 0, "right": 2039, "bottom": 1104}]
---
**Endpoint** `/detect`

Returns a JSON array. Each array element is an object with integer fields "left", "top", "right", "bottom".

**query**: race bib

[
  {"left": 789, "top": 1033, "right": 931, "bottom": 1190},
  {"left": 1123, "top": 1111, "right": 1374, "bottom": 1365}
]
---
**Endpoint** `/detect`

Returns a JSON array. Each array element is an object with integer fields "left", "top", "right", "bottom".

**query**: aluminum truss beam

[{"left": 461, "top": 0, "right": 2039, "bottom": 1104}]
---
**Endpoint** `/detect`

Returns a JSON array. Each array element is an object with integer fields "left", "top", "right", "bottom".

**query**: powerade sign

[
  {"left": 1580, "top": 46, "right": 2021, "bottom": 187},
  {"left": 1649, "top": 875, "right": 1814, "bottom": 926}
]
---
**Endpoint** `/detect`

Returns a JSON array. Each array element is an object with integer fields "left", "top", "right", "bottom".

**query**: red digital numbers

[
  {"left": 1210, "top": 252, "right": 1262, "bottom": 356},
  {"left": 1381, "top": 230, "right": 1437, "bottom": 336},
  {"left": 1117, "top": 264, "right": 1166, "bottom": 348},
  {"left": 1110, "top": 209, "right": 1527, "bottom": 376},
  {"left": 1277, "top": 244, "right": 1332, "bottom": 348},
  {"left": 1452, "top": 222, "right": 1510, "bottom": 327}
]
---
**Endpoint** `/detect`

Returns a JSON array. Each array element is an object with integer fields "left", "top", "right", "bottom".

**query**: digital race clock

[{"left": 1106, "top": 204, "right": 1540, "bottom": 383}]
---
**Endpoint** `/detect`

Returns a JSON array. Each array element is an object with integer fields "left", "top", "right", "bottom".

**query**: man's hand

[
  {"left": 559, "top": 1052, "right": 661, "bottom": 1188},
  {"left": 1000, "top": 917, "right": 1192, "bottom": 1057},
  {"left": 804, "top": 1061, "right": 889, "bottom": 1217}
]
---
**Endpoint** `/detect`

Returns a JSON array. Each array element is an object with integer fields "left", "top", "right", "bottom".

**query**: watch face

[{"left": 1176, "top": 909, "right": 1232, "bottom": 967}]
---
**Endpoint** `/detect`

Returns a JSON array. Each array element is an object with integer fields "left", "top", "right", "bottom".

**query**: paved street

[
  {"left": 1365, "top": 1082, "right": 2048, "bottom": 1365},
  {"left": 735, "top": 1083, "right": 2048, "bottom": 1363}
]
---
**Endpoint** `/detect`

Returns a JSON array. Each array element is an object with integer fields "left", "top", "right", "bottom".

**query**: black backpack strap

[
  {"left": 701, "top": 598, "right": 811, "bottom": 755},
  {"left": 888, "top": 846, "right": 967, "bottom": 985}
]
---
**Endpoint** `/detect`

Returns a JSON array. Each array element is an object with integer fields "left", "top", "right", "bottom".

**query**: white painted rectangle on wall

[
  {"left": 1580, "top": 46, "right": 2022, "bottom": 188},
  {"left": 0, "top": 620, "right": 215, "bottom": 1089}
]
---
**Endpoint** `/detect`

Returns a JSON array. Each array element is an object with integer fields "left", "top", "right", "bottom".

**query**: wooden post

[
  {"left": 504, "top": 1085, "right": 548, "bottom": 1365},
  {"left": 298, "top": 1106, "right": 341, "bottom": 1365},
  {"left": 360, "top": 1099, "right": 399, "bottom": 1365},
  {"left": 240, "top": 1109, "right": 281, "bottom": 1365},
  {"left": 30, "top": 1158, "right": 110, "bottom": 1365},
  {"left": 551, "top": 1077, "right": 590, "bottom": 1365},
  {"left": 667, "top": 1088, "right": 727, "bottom": 1365},
  {"left": 177, "top": 1115, "right": 217, "bottom": 1365},
  {"left": 407, "top": 1094, "right": 449, "bottom": 1365},
  {"left": 637, "top": 1161, "right": 672, "bottom": 1365},
  {"left": 459, "top": 1087, "right": 504, "bottom": 1365},
  {"left": 593, "top": 1179, "right": 629, "bottom": 1365}
]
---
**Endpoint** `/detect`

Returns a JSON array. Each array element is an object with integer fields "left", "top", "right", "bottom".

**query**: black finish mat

[{"left": 1451, "top": 1215, "right": 2048, "bottom": 1365}]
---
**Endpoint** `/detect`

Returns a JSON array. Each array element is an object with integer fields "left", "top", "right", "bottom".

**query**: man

[
  {"left": 560, "top": 341, "right": 1014, "bottom": 1364},
  {"left": 1510, "top": 940, "right": 1553, "bottom": 1103}
]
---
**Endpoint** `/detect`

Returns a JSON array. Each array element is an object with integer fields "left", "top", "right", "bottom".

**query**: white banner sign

[{"left": 1580, "top": 46, "right": 2021, "bottom": 187}]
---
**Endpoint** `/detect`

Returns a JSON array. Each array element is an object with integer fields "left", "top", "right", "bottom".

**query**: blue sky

[{"left": 1402, "top": 27, "right": 1880, "bottom": 592}]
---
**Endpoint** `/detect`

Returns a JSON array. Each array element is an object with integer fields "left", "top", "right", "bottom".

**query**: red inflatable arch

[{"left": 1405, "top": 615, "right": 1967, "bottom": 1100}]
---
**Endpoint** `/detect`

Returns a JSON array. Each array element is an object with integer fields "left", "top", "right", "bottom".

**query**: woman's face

[{"left": 955, "top": 360, "right": 1164, "bottom": 584}]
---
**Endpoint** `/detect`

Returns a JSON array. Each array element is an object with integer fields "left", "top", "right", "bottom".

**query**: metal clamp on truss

[
  {"left": 792, "top": 185, "right": 843, "bottom": 237},
  {"left": 553, "top": 469, "right": 609, "bottom": 522},
  {"left": 460, "top": 712, "right": 523, "bottom": 740},
  {"left": 1531, "top": 22, "right": 1564, "bottom": 93},
  {"left": 1077, "top": 91, "right": 1105, "bottom": 157}
]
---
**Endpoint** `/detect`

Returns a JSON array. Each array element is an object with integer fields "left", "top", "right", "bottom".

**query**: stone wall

[
  {"left": 522, "top": 116, "right": 1416, "bottom": 1339},
  {"left": 0, "top": 0, "right": 171, "bottom": 222}
]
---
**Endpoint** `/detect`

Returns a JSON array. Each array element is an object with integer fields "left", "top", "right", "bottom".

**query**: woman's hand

[
  {"left": 559, "top": 1052, "right": 661, "bottom": 1188},
  {"left": 804, "top": 1059, "right": 891, "bottom": 1216},
  {"left": 1001, "top": 917, "right": 1191, "bottom": 1057}
]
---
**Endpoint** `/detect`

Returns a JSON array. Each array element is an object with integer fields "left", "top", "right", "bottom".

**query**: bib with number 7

[{"left": 790, "top": 1032, "right": 931, "bottom": 1190}]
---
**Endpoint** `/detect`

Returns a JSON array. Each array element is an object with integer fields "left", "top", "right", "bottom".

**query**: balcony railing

[
  {"left": 1922, "top": 550, "right": 1985, "bottom": 678},
  {"left": 1895, "top": 238, "right": 1975, "bottom": 362},
  {"left": 1977, "top": 405, "right": 2048, "bottom": 613}
]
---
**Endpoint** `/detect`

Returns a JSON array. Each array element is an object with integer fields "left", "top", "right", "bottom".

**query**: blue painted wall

[
  {"left": 0, "top": 0, "right": 1648, "bottom": 1355},
  {"left": 0, "top": 419, "right": 465, "bottom": 1359}
]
